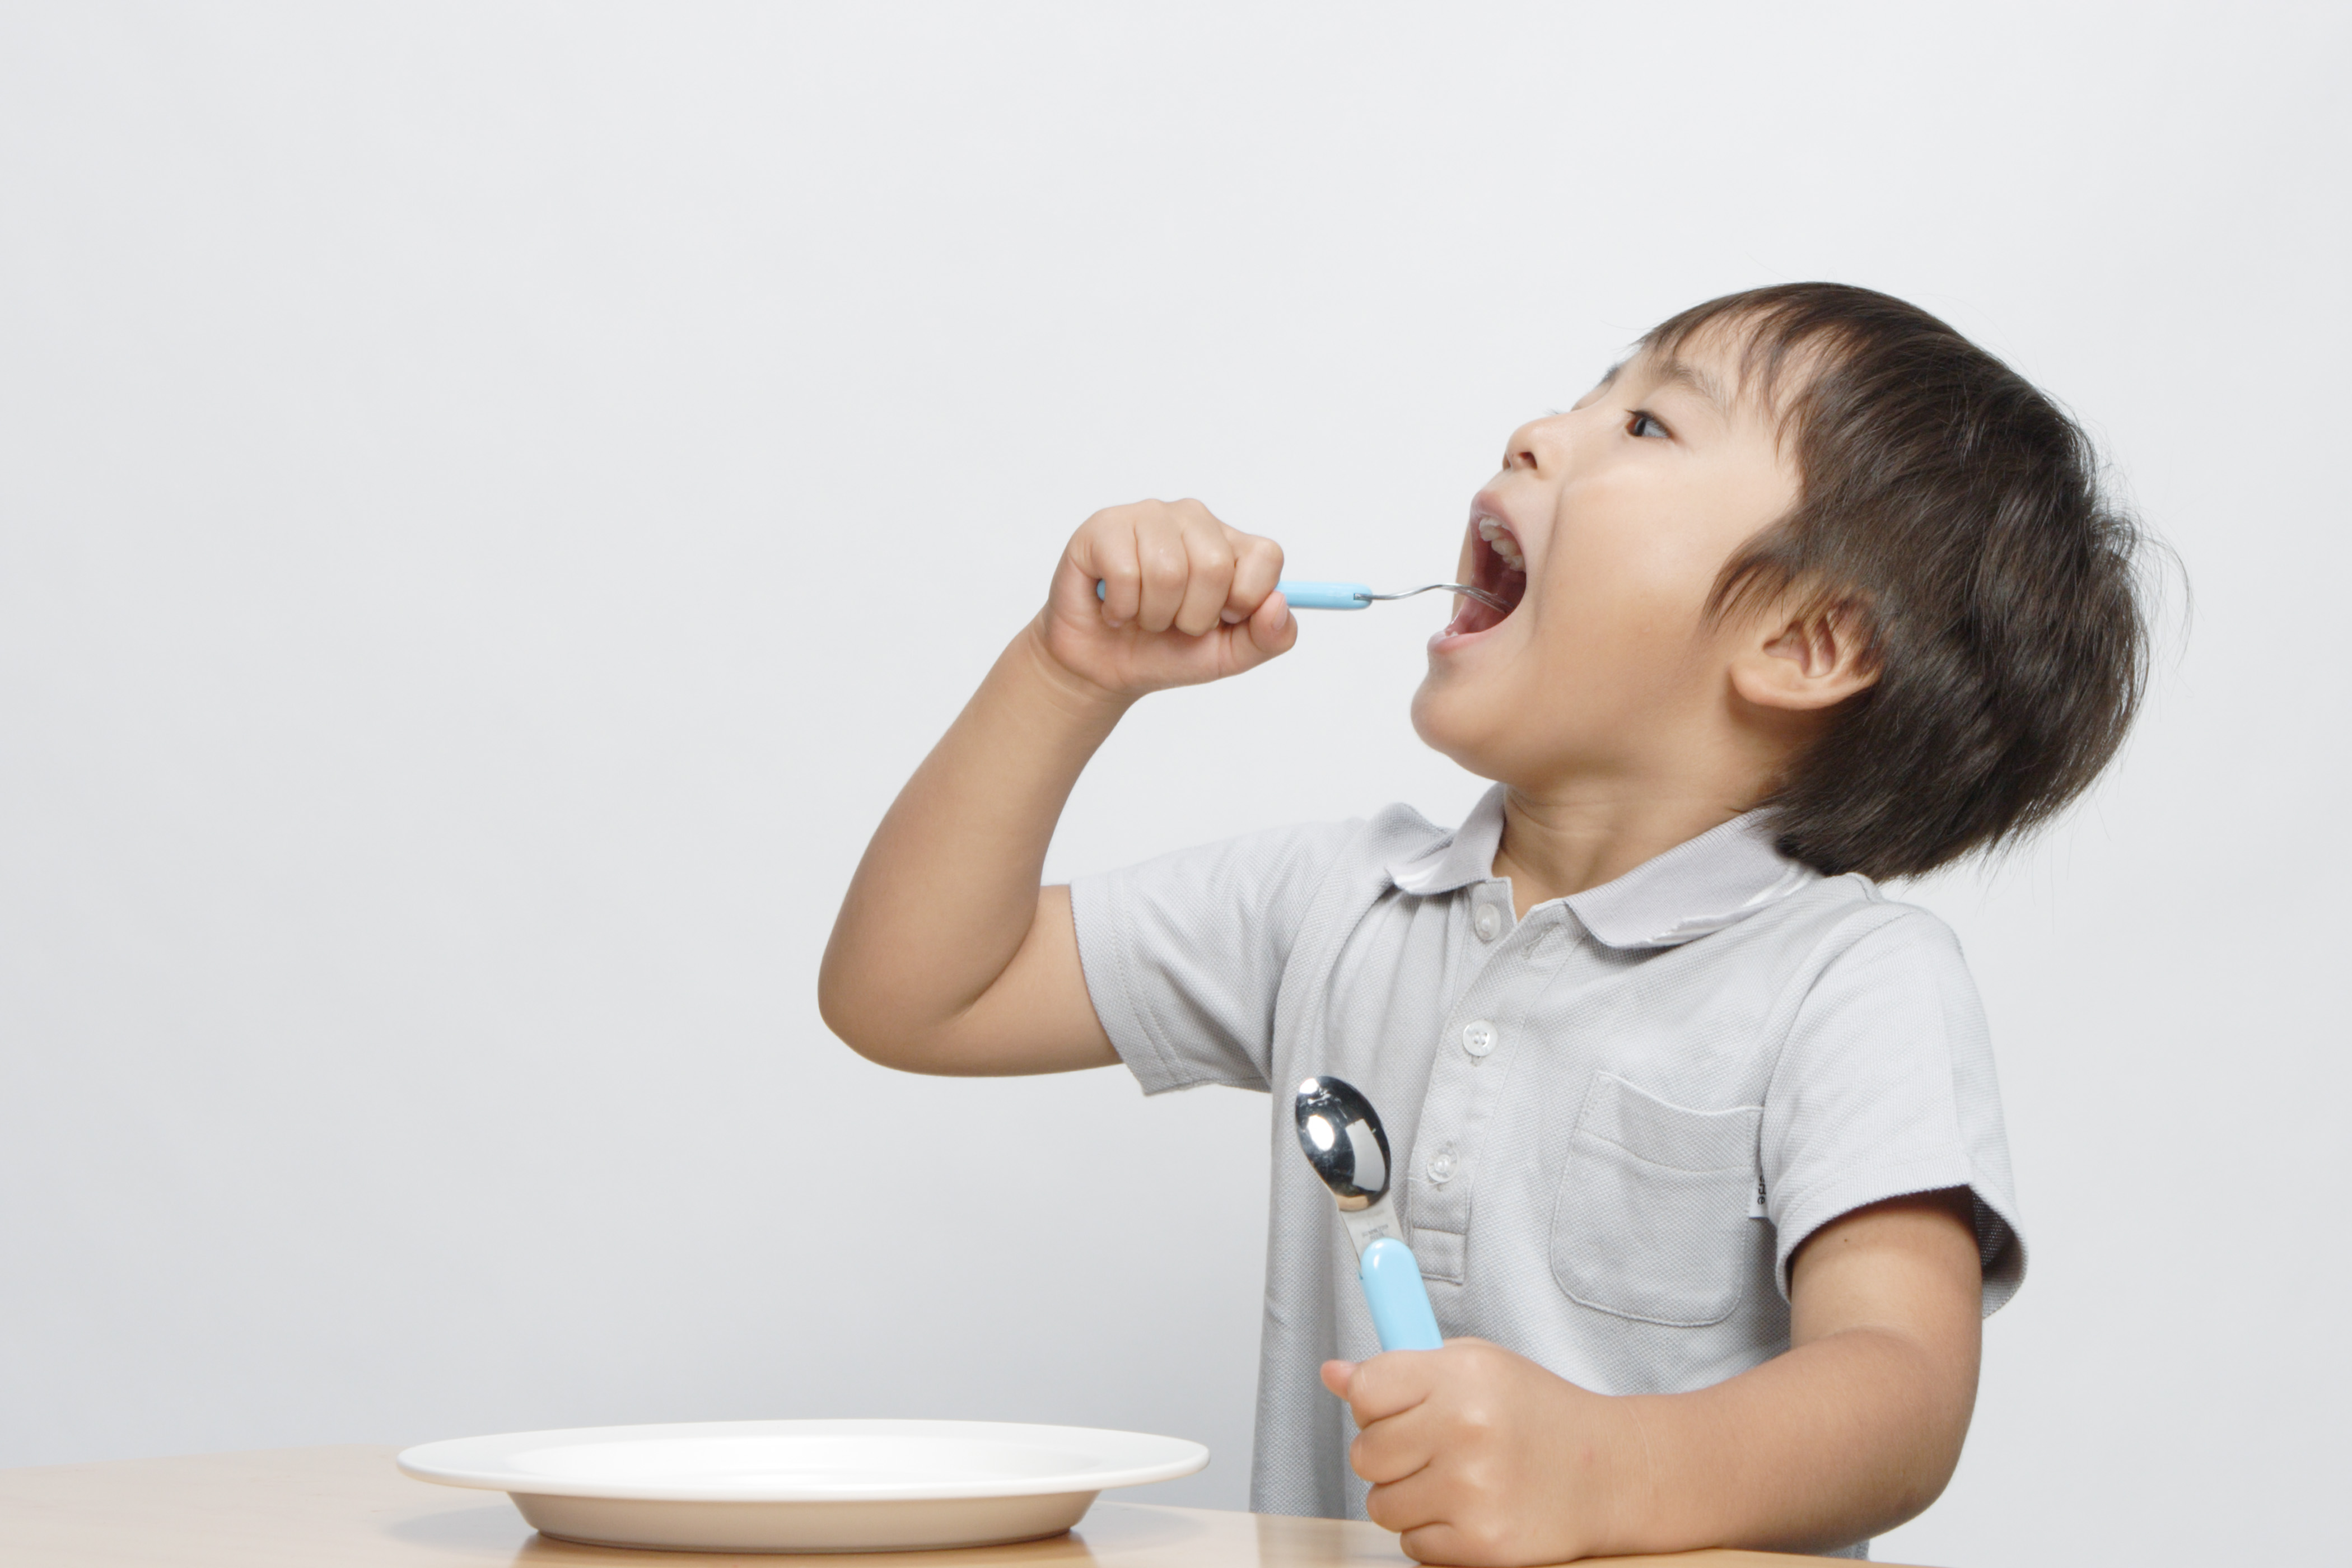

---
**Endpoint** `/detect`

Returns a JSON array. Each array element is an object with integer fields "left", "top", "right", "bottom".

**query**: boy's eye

[{"left": 1628, "top": 410, "right": 1670, "bottom": 439}]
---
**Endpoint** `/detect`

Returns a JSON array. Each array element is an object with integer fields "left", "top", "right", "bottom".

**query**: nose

[{"left": 1501, "top": 412, "right": 1573, "bottom": 477}]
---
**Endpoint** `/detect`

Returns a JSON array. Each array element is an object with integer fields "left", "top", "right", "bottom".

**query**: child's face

[{"left": 1411, "top": 328, "right": 1805, "bottom": 792}]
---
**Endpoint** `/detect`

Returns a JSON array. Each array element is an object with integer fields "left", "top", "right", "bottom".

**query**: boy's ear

[{"left": 1729, "top": 600, "right": 1880, "bottom": 713}]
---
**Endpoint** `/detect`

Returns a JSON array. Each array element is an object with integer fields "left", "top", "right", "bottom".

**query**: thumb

[
  {"left": 1319, "top": 1359, "right": 1357, "bottom": 1399},
  {"left": 1249, "top": 590, "right": 1298, "bottom": 656},
  {"left": 1216, "top": 590, "right": 1297, "bottom": 675}
]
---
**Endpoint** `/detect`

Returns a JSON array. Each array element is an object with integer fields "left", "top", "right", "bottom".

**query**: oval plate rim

[{"left": 395, "top": 1418, "right": 1208, "bottom": 1503}]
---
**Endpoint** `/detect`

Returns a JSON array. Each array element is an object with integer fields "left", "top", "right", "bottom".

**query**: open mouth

[{"left": 1445, "top": 516, "right": 1527, "bottom": 636}]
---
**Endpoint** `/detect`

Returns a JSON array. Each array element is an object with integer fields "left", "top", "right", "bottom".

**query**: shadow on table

[
  {"left": 383, "top": 1499, "right": 1217, "bottom": 1565},
  {"left": 382, "top": 1501, "right": 536, "bottom": 1553}
]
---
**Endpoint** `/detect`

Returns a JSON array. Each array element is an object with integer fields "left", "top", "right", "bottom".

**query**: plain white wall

[{"left": 1, "top": 3, "right": 2345, "bottom": 1561}]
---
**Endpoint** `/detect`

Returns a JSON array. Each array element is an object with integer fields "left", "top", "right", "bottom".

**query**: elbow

[
  {"left": 820, "top": 1002, "right": 912, "bottom": 1073},
  {"left": 816, "top": 960, "right": 941, "bottom": 1074},
  {"left": 1864, "top": 1339, "right": 1976, "bottom": 1537},
  {"left": 816, "top": 956, "right": 901, "bottom": 1069},
  {"left": 1898, "top": 1407, "right": 1971, "bottom": 1522},
  {"left": 1882, "top": 1439, "right": 1963, "bottom": 1535}
]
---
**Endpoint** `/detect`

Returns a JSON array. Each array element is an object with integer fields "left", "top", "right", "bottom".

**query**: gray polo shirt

[{"left": 1071, "top": 785, "right": 2023, "bottom": 1531}]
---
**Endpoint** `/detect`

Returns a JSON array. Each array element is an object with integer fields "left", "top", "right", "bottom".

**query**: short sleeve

[
  {"left": 1068, "top": 819, "right": 1363, "bottom": 1096},
  {"left": 1760, "top": 908, "right": 2027, "bottom": 1316}
]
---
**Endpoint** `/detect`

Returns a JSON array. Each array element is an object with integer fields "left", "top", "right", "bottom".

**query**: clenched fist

[
  {"left": 1036, "top": 499, "right": 1296, "bottom": 699},
  {"left": 1322, "top": 1340, "right": 1644, "bottom": 1566}
]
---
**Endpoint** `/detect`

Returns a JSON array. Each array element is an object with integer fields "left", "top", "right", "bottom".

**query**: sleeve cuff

[
  {"left": 1067, "top": 871, "right": 1261, "bottom": 1096},
  {"left": 1771, "top": 1155, "right": 2028, "bottom": 1318}
]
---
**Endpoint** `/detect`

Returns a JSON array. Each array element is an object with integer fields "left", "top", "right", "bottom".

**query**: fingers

[
  {"left": 1396, "top": 1522, "right": 1489, "bottom": 1568},
  {"left": 1077, "top": 501, "right": 1281, "bottom": 637},
  {"left": 1345, "top": 1341, "right": 1586, "bottom": 1568},
  {"left": 1075, "top": 516, "right": 1144, "bottom": 628},
  {"left": 1226, "top": 529, "right": 1284, "bottom": 623},
  {"left": 1170, "top": 514, "right": 1235, "bottom": 637},
  {"left": 1319, "top": 1360, "right": 1357, "bottom": 1399},
  {"left": 1135, "top": 511, "right": 1196, "bottom": 633},
  {"left": 1342, "top": 1346, "right": 1438, "bottom": 1425},
  {"left": 1234, "top": 589, "right": 1297, "bottom": 666},
  {"left": 1362, "top": 1466, "right": 1448, "bottom": 1539},
  {"left": 1342, "top": 1350, "right": 1439, "bottom": 1490},
  {"left": 1368, "top": 1459, "right": 1511, "bottom": 1566},
  {"left": 1348, "top": 1404, "right": 1435, "bottom": 1488}
]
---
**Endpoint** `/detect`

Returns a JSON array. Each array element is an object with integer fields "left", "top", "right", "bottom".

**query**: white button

[
  {"left": 1461, "top": 1020, "right": 1497, "bottom": 1057},
  {"left": 1473, "top": 905, "right": 1502, "bottom": 941},
  {"left": 1426, "top": 1150, "right": 1457, "bottom": 1184}
]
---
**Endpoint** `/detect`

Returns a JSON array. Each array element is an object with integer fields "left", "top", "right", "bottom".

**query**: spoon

[
  {"left": 1096, "top": 579, "right": 1510, "bottom": 613},
  {"left": 1294, "top": 1076, "right": 1445, "bottom": 1353}
]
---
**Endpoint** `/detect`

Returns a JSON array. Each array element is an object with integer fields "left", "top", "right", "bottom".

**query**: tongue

[{"left": 1446, "top": 589, "right": 1508, "bottom": 637}]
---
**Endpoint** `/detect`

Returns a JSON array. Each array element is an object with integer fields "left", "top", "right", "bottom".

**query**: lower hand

[
  {"left": 1036, "top": 499, "right": 1295, "bottom": 699},
  {"left": 1322, "top": 1340, "right": 1640, "bottom": 1566}
]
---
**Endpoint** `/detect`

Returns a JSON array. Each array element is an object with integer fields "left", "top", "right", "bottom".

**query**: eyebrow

[
  {"left": 1597, "top": 356, "right": 1734, "bottom": 417},
  {"left": 1649, "top": 357, "right": 1733, "bottom": 416}
]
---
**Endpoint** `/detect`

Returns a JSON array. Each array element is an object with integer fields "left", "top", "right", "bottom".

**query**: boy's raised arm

[{"left": 818, "top": 501, "right": 1295, "bottom": 1076}]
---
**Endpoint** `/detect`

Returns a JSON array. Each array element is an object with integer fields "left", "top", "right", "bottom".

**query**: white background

[{"left": 1, "top": 4, "right": 2344, "bottom": 1562}]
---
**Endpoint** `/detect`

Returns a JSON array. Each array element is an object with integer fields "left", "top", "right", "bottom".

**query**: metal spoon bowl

[{"left": 1294, "top": 1076, "right": 1393, "bottom": 1212}]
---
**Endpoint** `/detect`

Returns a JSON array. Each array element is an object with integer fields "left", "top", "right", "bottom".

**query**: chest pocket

[{"left": 1550, "top": 1072, "right": 1765, "bottom": 1328}]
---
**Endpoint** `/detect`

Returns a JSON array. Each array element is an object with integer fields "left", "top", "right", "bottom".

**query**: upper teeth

[{"left": 1476, "top": 517, "right": 1525, "bottom": 571}]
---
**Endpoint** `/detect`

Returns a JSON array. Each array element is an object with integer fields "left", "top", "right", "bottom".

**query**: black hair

[{"left": 1644, "top": 283, "right": 2154, "bottom": 879}]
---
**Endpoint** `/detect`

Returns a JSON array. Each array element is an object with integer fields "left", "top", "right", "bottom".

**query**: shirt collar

[{"left": 1385, "top": 784, "right": 1820, "bottom": 949}]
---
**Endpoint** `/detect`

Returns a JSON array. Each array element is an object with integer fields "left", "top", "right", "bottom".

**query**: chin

[{"left": 1410, "top": 680, "right": 1505, "bottom": 780}]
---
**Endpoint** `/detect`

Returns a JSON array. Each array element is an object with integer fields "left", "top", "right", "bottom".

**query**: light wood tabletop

[{"left": 0, "top": 1445, "right": 1914, "bottom": 1567}]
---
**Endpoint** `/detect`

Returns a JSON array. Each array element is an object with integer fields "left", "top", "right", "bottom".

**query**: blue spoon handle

[
  {"left": 1094, "top": 579, "right": 1371, "bottom": 611},
  {"left": 1359, "top": 1236, "right": 1444, "bottom": 1352},
  {"left": 1275, "top": 580, "right": 1374, "bottom": 610}
]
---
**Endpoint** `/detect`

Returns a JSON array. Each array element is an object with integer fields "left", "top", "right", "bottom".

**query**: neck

[
  {"left": 1492, "top": 777, "right": 1750, "bottom": 918},
  {"left": 1482, "top": 679, "right": 1821, "bottom": 917}
]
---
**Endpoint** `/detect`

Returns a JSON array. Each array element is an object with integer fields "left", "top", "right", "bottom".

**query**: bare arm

[
  {"left": 1614, "top": 1187, "right": 1984, "bottom": 1553},
  {"left": 1326, "top": 1188, "right": 1983, "bottom": 1564},
  {"left": 818, "top": 624, "right": 1126, "bottom": 1076},
  {"left": 818, "top": 500, "right": 1294, "bottom": 1075}
]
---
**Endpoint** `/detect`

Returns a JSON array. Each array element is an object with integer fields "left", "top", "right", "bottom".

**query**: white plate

[{"left": 396, "top": 1418, "right": 1210, "bottom": 1554}]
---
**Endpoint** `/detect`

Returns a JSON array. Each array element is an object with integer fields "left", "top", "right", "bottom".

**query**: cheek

[
  {"left": 1537, "top": 523, "right": 1718, "bottom": 653},
  {"left": 1546, "top": 467, "right": 1790, "bottom": 639}
]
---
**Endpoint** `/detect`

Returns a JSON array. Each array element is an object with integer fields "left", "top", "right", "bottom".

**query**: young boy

[{"left": 820, "top": 283, "right": 2149, "bottom": 1563}]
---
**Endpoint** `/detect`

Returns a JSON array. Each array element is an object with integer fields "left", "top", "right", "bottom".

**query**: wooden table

[{"left": 0, "top": 1445, "right": 1903, "bottom": 1567}]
